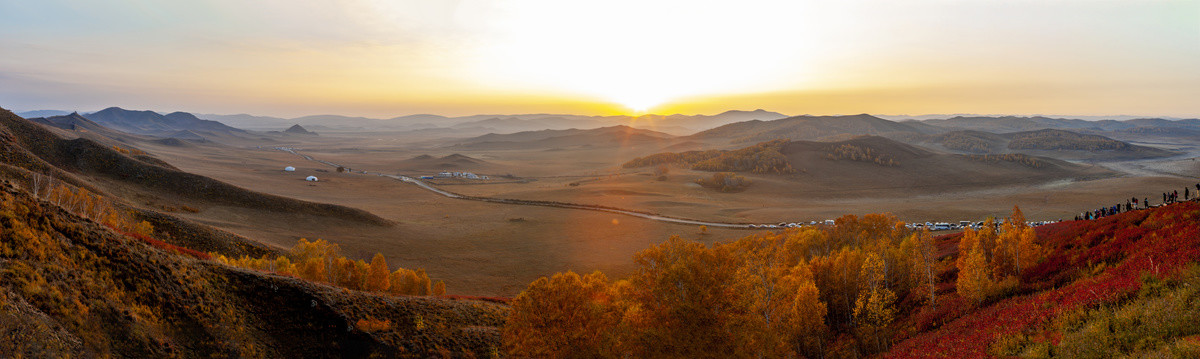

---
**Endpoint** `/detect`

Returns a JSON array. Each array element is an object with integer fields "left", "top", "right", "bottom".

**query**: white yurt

[
  {"left": 284, "top": 166, "right": 296, "bottom": 172},
  {"left": 306, "top": 176, "right": 319, "bottom": 182}
]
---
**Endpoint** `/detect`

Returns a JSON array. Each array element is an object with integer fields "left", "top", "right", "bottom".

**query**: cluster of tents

[{"left": 284, "top": 166, "right": 318, "bottom": 182}]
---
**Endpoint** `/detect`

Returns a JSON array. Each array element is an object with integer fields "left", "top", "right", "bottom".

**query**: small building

[
  {"left": 284, "top": 166, "right": 296, "bottom": 172},
  {"left": 306, "top": 176, "right": 318, "bottom": 182}
]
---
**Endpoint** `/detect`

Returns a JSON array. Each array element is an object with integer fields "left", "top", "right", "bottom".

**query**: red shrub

[{"left": 885, "top": 202, "right": 1200, "bottom": 358}]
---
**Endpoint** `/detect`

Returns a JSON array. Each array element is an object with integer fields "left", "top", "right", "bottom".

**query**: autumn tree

[
  {"left": 387, "top": 269, "right": 416, "bottom": 296},
  {"left": 365, "top": 253, "right": 390, "bottom": 292},
  {"left": 727, "top": 233, "right": 819, "bottom": 356},
  {"left": 854, "top": 253, "right": 896, "bottom": 353},
  {"left": 623, "top": 236, "right": 745, "bottom": 357},
  {"left": 957, "top": 240, "right": 994, "bottom": 304},
  {"left": 503, "top": 271, "right": 623, "bottom": 358},
  {"left": 903, "top": 229, "right": 938, "bottom": 307}
]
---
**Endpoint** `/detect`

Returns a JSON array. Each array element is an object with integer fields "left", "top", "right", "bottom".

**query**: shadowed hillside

[
  {"left": 0, "top": 108, "right": 391, "bottom": 226},
  {"left": 84, "top": 107, "right": 247, "bottom": 137},
  {"left": 0, "top": 181, "right": 507, "bottom": 357}
]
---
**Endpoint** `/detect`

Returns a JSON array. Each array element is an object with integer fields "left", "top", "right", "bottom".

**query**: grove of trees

[
  {"left": 695, "top": 172, "right": 751, "bottom": 192},
  {"left": 624, "top": 139, "right": 796, "bottom": 175},
  {"left": 504, "top": 210, "right": 1031, "bottom": 357},
  {"left": 215, "top": 238, "right": 445, "bottom": 296},
  {"left": 505, "top": 207, "right": 1045, "bottom": 357}
]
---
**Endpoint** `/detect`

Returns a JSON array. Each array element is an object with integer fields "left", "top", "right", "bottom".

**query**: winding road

[{"left": 273, "top": 147, "right": 760, "bottom": 229}]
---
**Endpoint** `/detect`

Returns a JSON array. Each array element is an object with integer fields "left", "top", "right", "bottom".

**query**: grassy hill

[
  {"left": 0, "top": 181, "right": 507, "bottom": 357},
  {"left": 887, "top": 201, "right": 1200, "bottom": 357},
  {"left": 0, "top": 108, "right": 391, "bottom": 226},
  {"left": 688, "top": 114, "right": 939, "bottom": 144},
  {"left": 84, "top": 107, "right": 247, "bottom": 137},
  {"left": 625, "top": 136, "right": 1113, "bottom": 194},
  {"left": 1, "top": 105, "right": 510, "bottom": 356}
]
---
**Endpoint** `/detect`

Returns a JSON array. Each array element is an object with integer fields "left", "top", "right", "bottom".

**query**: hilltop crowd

[{"left": 1076, "top": 182, "right": 1200, "bottom": 221}]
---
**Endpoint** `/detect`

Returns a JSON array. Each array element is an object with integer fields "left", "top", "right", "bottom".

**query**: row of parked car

[{"left": 749, "top": 219, "right": 1060, "bottom": 231}]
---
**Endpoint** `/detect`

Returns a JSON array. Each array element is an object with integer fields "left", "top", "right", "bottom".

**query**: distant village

[{"left": 421, "top": 171, "right": 489, "bottom": 180}]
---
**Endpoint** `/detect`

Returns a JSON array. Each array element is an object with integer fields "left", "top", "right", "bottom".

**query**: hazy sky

[{"left": 1, "top": 0, "right": 1198, "bottom": 118}]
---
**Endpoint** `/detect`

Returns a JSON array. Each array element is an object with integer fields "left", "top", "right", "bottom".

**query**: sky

[{"left": 1, "top": 0, "right": 1198, "bottom": 118}]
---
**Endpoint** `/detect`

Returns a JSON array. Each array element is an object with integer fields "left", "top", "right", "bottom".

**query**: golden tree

[
  {"left": 503, "top": 271, "right": 622, "bottom": 358},
  {"left": 957, "top": 240, "right": 994, "bottom": 304},
  {"left": 854, "top": 253, "right": 896, "bottom": 353},
  {"left": 365, "top": 253, "right": 390, "bottom": 292},
  {"left": 903, "top": 229, "right": 938, "bottom": 307},
  {"left": 624, "top": 236, "right": 745, "bottom": 358}
]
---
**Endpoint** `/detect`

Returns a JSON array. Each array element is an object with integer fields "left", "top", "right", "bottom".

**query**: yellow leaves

[
  {"left": 219, "top": 238, "right": 441, "bottom": 296},
  {"left": 386, "top": 268, "right": 433, "bottom": 296},
  {"left": 364, "top": 253, "right": 390, "bottom": 292},
  {"left": 504, "top": 271, "right": 621, "bottom": 358},
  {"left": 958, "top": 240, "right": 994, "bottom": 304},
  {"left": 957, "top": 206, "right": 1045, "bottom": 305}
]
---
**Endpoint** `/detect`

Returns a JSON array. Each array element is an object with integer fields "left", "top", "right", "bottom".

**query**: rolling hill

[
  {"left": 1, "top": 108, "right": 390, "bottom": 226},
  {"left": 0, "top": 105, "right": 508, "bottom": 356},
  {"left": 688, "top": 114, "right": 942, "bottom": 144},
  {"left": 84, "top": 107, "right": 247, "bottom": 138},
  {"left": 626, "top": 136, "right": 1114, "bottom": 193},
  {"left": 913, "top": 128, "right": 1179, "bottom": 161},
  {"left": 451, "top": 125, "right": 675, "bottom": 150}
]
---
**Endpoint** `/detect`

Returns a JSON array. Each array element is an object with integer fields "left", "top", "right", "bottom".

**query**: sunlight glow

[{"left": 471, "top": 0, "right": 829, "bottom": 114}]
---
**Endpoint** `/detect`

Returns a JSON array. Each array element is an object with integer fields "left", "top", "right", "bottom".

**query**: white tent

[
  {"left": 284, "top": 166, "right": 296, "bottom": 172},
  {"left": 306, "top": 176, "right": 318, "bottom": 182}
]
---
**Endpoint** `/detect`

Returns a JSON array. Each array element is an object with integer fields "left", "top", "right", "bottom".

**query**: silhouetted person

[
  {"left": 1145, "top": 198, "right": 1149, "bottom": 208},
  {"left": 1187, "top": 188, "right": 1191, "bottom": 200}
]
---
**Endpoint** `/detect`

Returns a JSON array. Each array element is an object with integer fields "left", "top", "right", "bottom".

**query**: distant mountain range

[
  {"left": 450, "top": 125, "right": 675, "bottom": 150},
  {"left": 187, "top": 109, "right": 787, "bottom": 135},
  {"left": 81, "top": 107, "right": 246, "bottom": 136},
  {"left": 16, "top": 107, "right": 1199, "bottom": 152}
]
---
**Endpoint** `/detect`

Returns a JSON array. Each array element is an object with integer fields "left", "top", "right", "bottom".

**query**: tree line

[{"left": 214, "top": 238, "right": 446, "bottom": 297}]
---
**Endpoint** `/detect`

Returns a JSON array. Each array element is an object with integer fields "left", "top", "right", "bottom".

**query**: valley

[{"left": 22, "top": 108, "right": 1196, "bottom": 297}]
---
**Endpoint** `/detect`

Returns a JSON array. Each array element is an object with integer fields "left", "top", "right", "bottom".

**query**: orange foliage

[{"left": 216, "top": 238, "right": 440, "bottom": 296}]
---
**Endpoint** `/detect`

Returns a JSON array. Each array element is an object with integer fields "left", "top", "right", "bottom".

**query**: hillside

[
  {"left": 0, "top": 181, "right": 508, "bottom": 357},
  {"left": 919, "top": 130, "right": 1008, "bottom": 153},
  {"left": 782, "top": 136, "right": 1113, "bottom": 191},
  {"left": 283, "top": 124, "right": 317, "bottom": 136},
  {"left": 2, "top": 105, "right": 510, "bottom": 356},
  {"left": 84, "top": 107, "right": 246, "bottom": 137},
  {"left": 500, "top": 201, "right": 1200, "bottom": 357},
  {"left": 689, "top": 114, "right": 940, "bottom": 144},
  {"left": 625, "top": 136, "right": 1112, "bottom": 193},
  {"left": 0, "top": 108, "right": 391, "bottom": 226}
]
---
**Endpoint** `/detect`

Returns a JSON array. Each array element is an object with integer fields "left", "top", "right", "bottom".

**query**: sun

[{"left": 613, "top": 93, "right": 666, "bottom": 114}]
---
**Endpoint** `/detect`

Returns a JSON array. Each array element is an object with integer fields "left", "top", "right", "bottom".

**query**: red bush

[{"left": 885, "top": 202, "right": 1200, "bottom": 358}]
